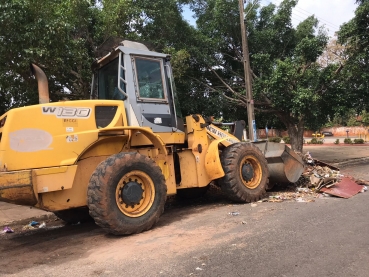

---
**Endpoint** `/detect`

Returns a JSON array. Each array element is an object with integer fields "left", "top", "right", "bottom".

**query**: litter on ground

[
  {"left": 262, "top": 151, "right": 368, "bottom": 202},
  {"left": 229, "top": 212, "right": 240, "bottom": 216},
  {"left": 2, "top": 226, "right": 14, "bottom": 233}
]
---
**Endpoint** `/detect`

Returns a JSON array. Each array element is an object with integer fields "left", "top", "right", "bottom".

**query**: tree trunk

[{"left": 286, "top": 119, "right": 304, "bottom": 152}]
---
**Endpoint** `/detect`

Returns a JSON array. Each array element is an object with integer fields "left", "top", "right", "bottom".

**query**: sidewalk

[
  {"left": 303, "top": 145, "right": 369, "bottom": 164},
  {"left": 0, "top": 202, "right": 52, "bottom": 226}
]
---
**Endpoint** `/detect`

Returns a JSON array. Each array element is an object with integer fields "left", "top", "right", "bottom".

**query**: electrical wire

[{"left": 257, "top": 0, "right": 342, "bottom": 36}]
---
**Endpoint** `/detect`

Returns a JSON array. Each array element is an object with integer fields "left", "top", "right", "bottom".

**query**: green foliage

[
  {"left": 347, "top": 116, "right": 361, "bottom": 127},
  {"left": 324, "top": 121, "right": 333, "bottom": 127},
  {"left": 334, "top": 139, "right": 340, "bottom": 144},
  {"left": 308, "top": 138, "right": 323, "bottom": 144},
  {"left": 268, "top": 137, "right": 282, "bottom": 143},
  {"left": 361, "top": 110, "right": 369, "bottom": 125},
  {"left": 354, "top": 138, "right": 364, "bottom": 144},
  {"left": 0, "top": 0, "right": 197, "bottom": 116},
  {"left": 188, "top": 0, "right": 338, "bottom": 151},
  {"left": 329, "top": 109, "right": 366, "bottom": 127},
  {"left": 338, "top": 1, "right": 369, "bottom": 113},
  {"left": 344, "top": 138, "right": 353, "bottom": 144},
  {"left": 1, "top": 0, "right": 366, "bottom": 153},
  {"left": 282, "top": 136, "right": 291, "bottom": 144},
  {"left": 0, "top": 0, "right": 99, "bottom": 114}
]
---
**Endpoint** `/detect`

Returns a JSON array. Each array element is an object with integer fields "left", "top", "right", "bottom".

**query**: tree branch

[
  {"left": 301, "top": 62, "right": 311, "bottom": 75},
  {"left": 254, "top": 107, "right": 280, "bottom": 113},
  {"left": 251, "top": 69, "right": 259, "bottom": 80},
  {"left": 335, "top": 63, "right": 343, "bottom": 74},
  {"left": 209, "top": 67, "right": 237, "bottom": 94},
  {"left": 70, "top": 70, "right": 81, "bottom": 79}
]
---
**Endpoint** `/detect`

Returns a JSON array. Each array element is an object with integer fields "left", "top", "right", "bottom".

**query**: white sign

[
  {"left": 42, "top": 107, "right": 91, "bottom": 119},
  {"left": 154, "top": 117, "right": 162, "bottom": 124},
  {"left": 206, "top": 125, "right": 239, "bottom": 144},
  {"left": 66, "top": 134, "right": 78, "bottom": 143},
  {"left": 9, "top": 128, "right": 53, "bottom": 152}
]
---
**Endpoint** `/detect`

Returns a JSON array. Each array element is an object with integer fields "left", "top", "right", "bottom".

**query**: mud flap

[
  {"left": 205, "top": 138, "right": 227, "bottom": 180},
  {"left": 0, "top": 170, "right": 38, "bottom": 206}
]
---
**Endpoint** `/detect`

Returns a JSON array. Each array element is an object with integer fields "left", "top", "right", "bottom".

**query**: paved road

[
  {"left": 1, "top": 174, "right": 368, "bottom": 277},
  {"left": 0, "top": 148, "right": 368, "bottom": 277},
  {"left": 343, "top": 163, "right": 369, "bottom": 180},
  {"left": 303, "top": 145, "right": 369, "bottom": 163}
]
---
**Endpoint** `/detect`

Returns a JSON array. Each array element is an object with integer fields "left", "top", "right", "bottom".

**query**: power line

[
  {"left": 293, "top": 10, "right": 338, "bottom": 29},
  {"left": 245, "top": 0, "right": 260, "bottom": 17},
  {"left": 290, "top": 13, "right": 338, "bottom": 35},
  {"left": 293, "top": 6, "right": 340, "bottom": 29},
  {"left": 258, "top": 0, "right": 339, "bottom": 36},
  {"left": 259, "top": 0, "right": 340, "bottom": 29}
]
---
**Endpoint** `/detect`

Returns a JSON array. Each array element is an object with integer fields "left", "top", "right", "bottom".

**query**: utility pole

[{"left": 238, "top": 0, "right": 257, "bottom": 141}]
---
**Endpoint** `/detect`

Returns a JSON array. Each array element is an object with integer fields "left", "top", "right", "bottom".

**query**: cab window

[
  {"left": 98, "top": 58, "right": 124, "bottom": 100},
  {"left": 135, "top": 57, "right": 165, "bottom": 100}
]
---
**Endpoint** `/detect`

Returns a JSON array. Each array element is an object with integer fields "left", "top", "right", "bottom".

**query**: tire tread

[
  {"left": 87, "top": 152, "right": 167, "bottom": 235},
  {"left": 219, "top": 143, "right": 269, "bottom": 203}
]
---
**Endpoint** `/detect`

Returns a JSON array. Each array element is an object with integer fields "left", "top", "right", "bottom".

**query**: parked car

[{"left": 321, "top": 131, "right": 333, "bottom": 136}]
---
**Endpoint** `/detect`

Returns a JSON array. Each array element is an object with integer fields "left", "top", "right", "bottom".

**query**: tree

[
  {"left": 0, "top": 0, "right": 98, "bottom": 115},
  {"left": 0, "top": 0, "right": 197, "bottom": 116},
  {"left": 188, "top": 0, "right": 343, "bottom": 151},
  {"left": 362, "top": 110, "right": 369, "bottom": 126},
  {"left": 317, "top": 37, "right": 347, "bottom": 67},
  {"left": 337, "top": 0, "right": 369, "bottom": 114}
]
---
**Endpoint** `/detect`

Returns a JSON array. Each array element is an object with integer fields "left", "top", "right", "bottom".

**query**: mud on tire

[
  {"left": 219, "top": 143, "right": 269, "bottom": 203},
  {"left": 87, "top": 152, "right": 167, "bottom": 235}
]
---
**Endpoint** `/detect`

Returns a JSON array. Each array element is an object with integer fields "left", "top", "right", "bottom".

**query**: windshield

[
  {"left": 98, "top": 58, "right": 124, "bottom": 100},
  {"left": 135, "top": 57, "right": 165, "bottom": 99}
]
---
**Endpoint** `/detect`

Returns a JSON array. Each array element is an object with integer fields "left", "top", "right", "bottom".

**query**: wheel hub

[
  {"left": 241, "top": 163, "right": 254, "bottom": 182},
  {"left": 121, "top": 181, "right": 144, "bottom": 206}
]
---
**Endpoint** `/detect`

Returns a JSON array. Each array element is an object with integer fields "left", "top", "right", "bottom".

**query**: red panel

[{"left": 320, "top": 177, "right": 363, "bottom": 198}]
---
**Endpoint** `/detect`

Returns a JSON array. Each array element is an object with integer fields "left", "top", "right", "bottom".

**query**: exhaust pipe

[{"left": 30, "top": 63, "right": 50, "bottom": 104}]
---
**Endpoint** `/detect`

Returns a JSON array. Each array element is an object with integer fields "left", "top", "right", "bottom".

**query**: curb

[
  {"left": 0, "top": 213, "right": 56, "bottom": 229},
  {"left": 332, "top": 157, "right": 369, "bottom": 168}
]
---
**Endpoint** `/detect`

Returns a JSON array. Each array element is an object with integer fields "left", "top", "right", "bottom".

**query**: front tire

[
  {"left": 219, "top": 143, "right": 269, "bottom": 203},
  {"left": 87, "top": 152, "right": 167, "bottom": 235}
]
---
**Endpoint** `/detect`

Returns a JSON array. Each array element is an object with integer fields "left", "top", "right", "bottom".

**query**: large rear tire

[
  {"left": 87, "top": 152, "right": 167, "bottom": 235},
  {"left": 219, "top": 143, "right": 269, "bottom": 203}
]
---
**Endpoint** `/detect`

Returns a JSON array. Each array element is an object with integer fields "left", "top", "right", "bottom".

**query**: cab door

[{"left": 132, "top": 56, "right": 180, "bottom": 132}]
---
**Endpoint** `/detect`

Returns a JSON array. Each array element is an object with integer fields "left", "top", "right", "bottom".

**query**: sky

[
  {"left": 182, "top": 0, "right": 358, "bottom": 38},
  {"left": 269, "top": 0, "right": 358, "bottom": 37}
]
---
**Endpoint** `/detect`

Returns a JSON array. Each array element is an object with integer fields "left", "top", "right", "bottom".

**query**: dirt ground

[
  {"left": 0, "top": 189, "right": 241, "bottom": 276},
  {"left": 0, "top": 178, "right": 367, "bottom": 276},
  {"left": 0, "top": 146, "right": 368, "bottom": 276}
]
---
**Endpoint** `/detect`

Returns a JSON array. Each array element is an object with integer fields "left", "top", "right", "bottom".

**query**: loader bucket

[{"left": 253, "top": 141, "right": 304, "bottom": 186}]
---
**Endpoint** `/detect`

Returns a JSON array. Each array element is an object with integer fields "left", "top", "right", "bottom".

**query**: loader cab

[{"left": 91, "top": 41, "right": 184, "bottom": 133}]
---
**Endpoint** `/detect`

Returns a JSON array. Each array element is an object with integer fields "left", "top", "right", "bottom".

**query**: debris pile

[
  {"left": 301, "top": 152, "right": 343, "bottom": 192},
  {"left": 263, "top": 151, "right": 367, "bottom": 202},
  {"left": 265, "top": 185, "right": 317, "bottom": 203}
]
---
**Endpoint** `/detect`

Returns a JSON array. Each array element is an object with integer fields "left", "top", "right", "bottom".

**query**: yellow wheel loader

[{"left": 0, "top": 41, "right": 304, "bottom": 235}]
